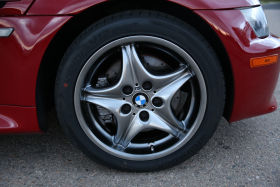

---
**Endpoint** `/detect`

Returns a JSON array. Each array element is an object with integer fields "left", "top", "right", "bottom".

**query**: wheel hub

[{"left": 133, "top": 93, "right": 149, "bottom": 107}]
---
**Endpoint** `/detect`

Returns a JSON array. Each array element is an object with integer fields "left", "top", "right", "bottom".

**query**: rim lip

[{"left": 74, "top": 36, "right": 207, "bottom": 161}]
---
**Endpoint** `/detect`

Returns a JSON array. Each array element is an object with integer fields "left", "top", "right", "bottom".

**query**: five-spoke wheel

[
  {"left": 55, "top": 11, "right": 225, "bottom": 171},
  {"left": 74, "top": 37, "right": 206, "bottom": 160}
]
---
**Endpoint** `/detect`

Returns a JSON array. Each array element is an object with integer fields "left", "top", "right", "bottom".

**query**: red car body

[{"left": 0, "top": 0, "right": 279, "bottom": 133}]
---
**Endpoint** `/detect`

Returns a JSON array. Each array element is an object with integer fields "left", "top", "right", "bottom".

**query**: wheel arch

[{"left": 36, "top": 0, "right": 234, "bottom": 131}]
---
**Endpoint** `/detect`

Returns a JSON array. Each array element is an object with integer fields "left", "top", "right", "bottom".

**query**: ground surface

[{"left": 0, "top": 5, "right": 280, "bottom": 187}]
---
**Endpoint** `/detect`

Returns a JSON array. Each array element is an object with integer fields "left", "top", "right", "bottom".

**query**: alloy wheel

[{"left": 74, "top": 36, "right": 207, "bottom": 161}]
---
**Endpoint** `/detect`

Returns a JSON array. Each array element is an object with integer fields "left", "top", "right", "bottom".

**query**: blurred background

[
  {"left": 262, "top": 0, "right": 280, "bottom": 36},
  {"left": 262, "top": 0, "right": 280, "bottom": 3}
]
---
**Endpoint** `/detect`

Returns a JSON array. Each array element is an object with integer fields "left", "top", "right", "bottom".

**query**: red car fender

[
  {"left": 27, "top": 0, "right": 260, "bottom": 15},
  {"left": 0, "top": 106, "right": 39, "bottom": 133},
  {"left": 0, "top": 0, "right": 34, "bottom": 16},
  {"left": 0, "top": 16, "right": 71, "bottom": 106},
  {"left": 194, "top": 9, "right": 280, "bottom": 122}
]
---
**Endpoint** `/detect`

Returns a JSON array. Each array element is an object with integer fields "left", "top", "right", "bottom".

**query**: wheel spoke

[
  {"left": 124, "top": 44, "right": 189, "bottom": 89},
  {"left": 148, "top": 112, "right": 185, "bottom": 139},
  {"left": 82, "top": 94, "right": 128, "bottom": 115},
  {"left": 83, "top": 84, "right": 120, "bottom": 98},
  {"left": 150, "top": 67, "right": 189, "bottom": 90},
  {"left": 121, "top": 45, "right": 139, "bottom": 85},
  {"left": 182, "top": 84, "right": 196, "bottom": 129},
  {"left": 114, "top": 115, "right": 143, "bottom": 150},
  {"left": 84, "top": 94, "right": 135, "bottom": 151},
  {"left": 113, "top": 110, "right": 185, "bottom": 150},
  {"left": 152, "top": 71, "right": 193, "bottom": 130},
  {"left": 83, "top": 45, "right": 138, "bottom": 98}
]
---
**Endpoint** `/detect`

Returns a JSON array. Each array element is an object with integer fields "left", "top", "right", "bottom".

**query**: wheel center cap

[{"left": 133, "top": 93, "right": 148, "bottom": 107}]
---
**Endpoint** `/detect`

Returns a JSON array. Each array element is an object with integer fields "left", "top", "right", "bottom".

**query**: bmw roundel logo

[{"left": 133, "top": 93, "right": 148, "bottom": 107}]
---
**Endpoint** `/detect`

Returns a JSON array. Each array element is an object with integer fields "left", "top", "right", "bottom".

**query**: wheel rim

[{"left": 74, "top": 36, "right": 207, "bottom": 161}]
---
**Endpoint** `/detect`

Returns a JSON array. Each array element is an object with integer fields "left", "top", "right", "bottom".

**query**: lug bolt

[
  {"left": 142, "top": 81, "right": 152, "bottom": 90},
  {"left": 122, "top": 85, "right": 133, "bottom": 95},
  {"left": 152, "top": 97, "right": 163, "bottom": 107},
  {"left": 121, "top": 104, "right": 131, "bottom": 114},
  {"left": 139, "top": 111, "right": 149, "bottom": 122}
]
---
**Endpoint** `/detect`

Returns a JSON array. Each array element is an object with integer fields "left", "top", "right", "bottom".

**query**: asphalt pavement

[{"left": 0, "top": 5, "right": 280, "bottom": 187}]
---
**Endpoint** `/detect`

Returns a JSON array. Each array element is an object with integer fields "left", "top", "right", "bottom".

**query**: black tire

[{"left": 55, "top": 10, "right": 225, "bottom": 171}]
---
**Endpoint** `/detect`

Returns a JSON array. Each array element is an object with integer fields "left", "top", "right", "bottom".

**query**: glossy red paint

[
  {"left": 0, "top": 0, "right": 34, "bottom": 16},
  {"left": 0, "top": 105, "right": 40, "bottom": 133},
  {"left": 0, "top": 0, "right": 279, "bottom": 133},
  {"left": 0, "top": 16, "right": 71, "bottom": 106},
  {"left": 27, "top": 0, "right": 260, "bottom": 15},
  {"left": 195, "top": 9, "right": 280, "bottom": 121},
  {"left": 168, "top": 0, "right": 260, "bottom": 10}
]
